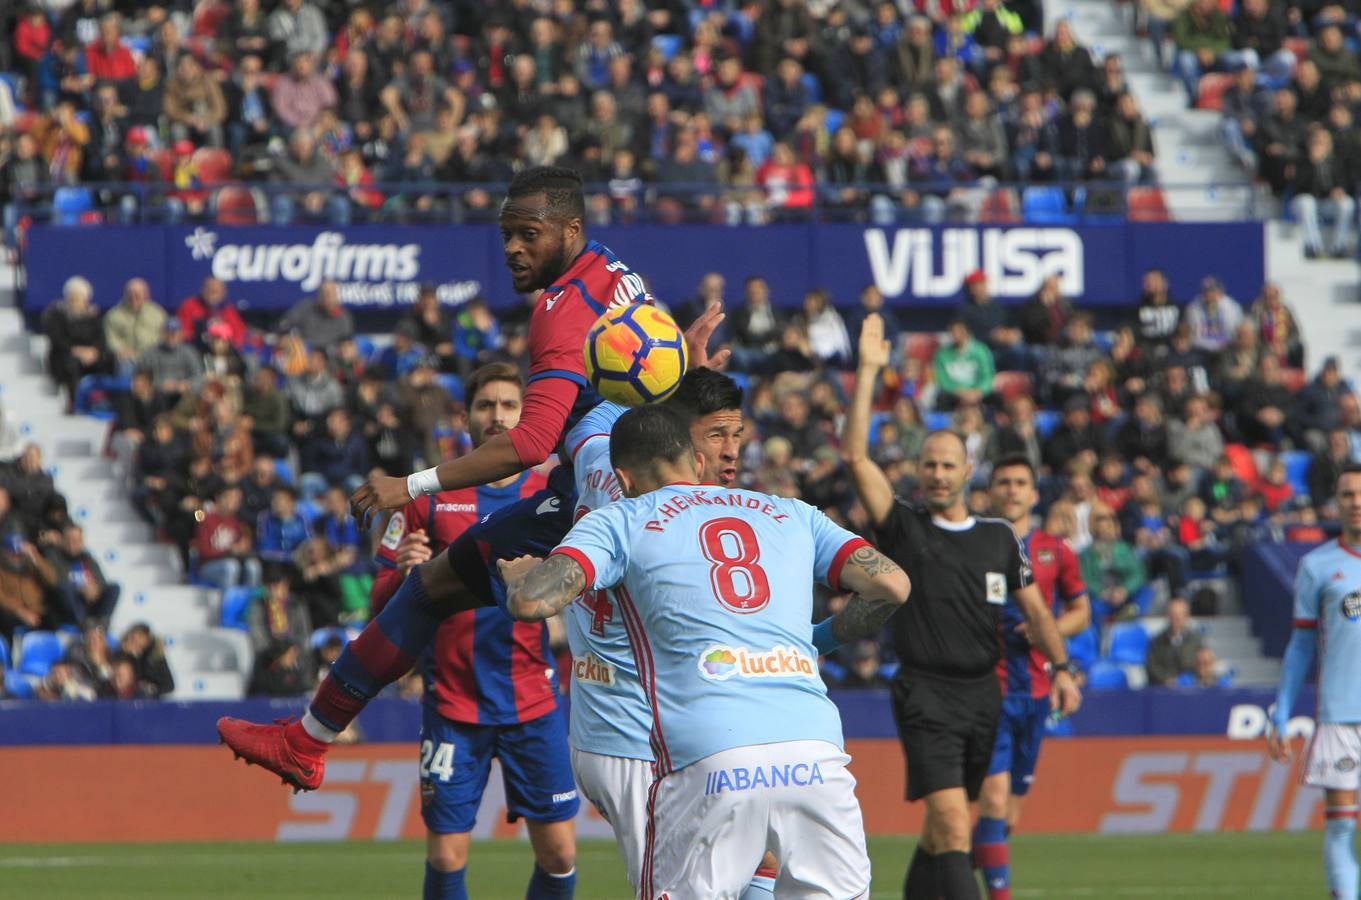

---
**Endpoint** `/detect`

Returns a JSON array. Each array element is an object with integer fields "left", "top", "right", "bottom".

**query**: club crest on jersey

[
  {"left": 380, "top": 512, "right": 405, "bottom": 550},
  {"left": 1035, "top": 549, "right": 1054, "bottom": 565},
  {"left": 1342, "top": 589, "right": 1361, "bottom": 621},
  {"left": 985, "top": 572, "right": 1007, "bottom": 604},
  {"left": 697, "top": 645, "right": 816, "bottom": 682}
]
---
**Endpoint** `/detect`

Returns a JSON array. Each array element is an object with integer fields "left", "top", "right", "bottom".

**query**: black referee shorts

[{"left": 890, "top": 668, "right": 1001, "bottom": 802}]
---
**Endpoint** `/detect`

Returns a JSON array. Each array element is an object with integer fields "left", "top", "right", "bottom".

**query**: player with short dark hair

[
  {"left": 498, "top": 403, "right": 911, "bottom": 899},
  {"left": 974, "top": 455, "right": 1090, "bottom": 899},
  {"left": 843, "top": 315, "right": 1081, "bottom": 900},
  {"left": 369, "top": 362, "right": 574, "bottom": 900},
  {"left": 1269, "top": 462, "right": 1361, "bottom": 900}
]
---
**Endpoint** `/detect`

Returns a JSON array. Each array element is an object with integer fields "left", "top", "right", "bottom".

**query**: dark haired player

[
  {"left": 843, "top": 314, "right": 1081, "bottom": 900},
  {"left": 218, "top": 169, "right": 727, "bottom": 807},
  {"left": 975, "top": 455, "right": 1090, "bottom": 900}
]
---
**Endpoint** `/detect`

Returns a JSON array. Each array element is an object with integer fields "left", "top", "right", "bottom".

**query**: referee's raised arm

[{"left": 842, "top": 314, "right": 896, "bottom": 528}]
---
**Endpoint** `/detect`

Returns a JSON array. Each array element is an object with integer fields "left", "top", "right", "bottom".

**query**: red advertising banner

[{"left": 0, "top": 737, "right": 1323, "bottom": 843}]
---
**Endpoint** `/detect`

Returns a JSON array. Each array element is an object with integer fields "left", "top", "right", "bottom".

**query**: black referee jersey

[{"left": 874, "top": 499, "right": 1033, "bottom": 679}]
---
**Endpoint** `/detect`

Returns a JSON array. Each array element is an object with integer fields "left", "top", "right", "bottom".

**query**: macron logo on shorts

[
  {"left": 552, "top": 790, "right": 578, "bottom": 804},
  {"left": 705, "top": 762, "right": 825, "bottom": 795},
  {"left": 697, "top": 645, "right": 817, "bottom": 682}
]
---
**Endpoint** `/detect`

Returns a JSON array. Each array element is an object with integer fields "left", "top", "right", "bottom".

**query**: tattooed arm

[
  {"left": 499, "top": 554, "right": 588, "bottom": 622},
  {"left": 828, "top": 544, "right": 911, "bottom": 644}
]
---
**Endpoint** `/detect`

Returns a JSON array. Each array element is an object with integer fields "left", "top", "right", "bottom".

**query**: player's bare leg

[
  {"left": 425, "top": 831, "right": 472, "bottom": 899},
  {"left": 973, "top": 774, "right": 1012, "bottom": 900},
  {"left": 910, "top": 787, "right": 980, "bottom": 900},
  {"left": 526, "top": 819, "right": 577, "bottom": 897},
  {"left": 1323, "top": 787, "right": 1359, "bottom": 900}
]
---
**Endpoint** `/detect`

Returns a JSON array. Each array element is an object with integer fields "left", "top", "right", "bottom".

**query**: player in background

[
  {"left": 975, "top": 456, "right": 1090, "bottom": 900},
  {"left": 370, "top": 363, "right": 576, "bottom": 900},
  {"left": 218, "top": 166, "right": 727, "bottom": 790},
  {"left": 498, "top": 405, "right": 912, "bottom": 899},
  {"left": 1269, "top": 463, "right": 1361, "bottom": 900},
  {"left": 843, "top": 314, "right": 1080, "bottom": 900},
  {"left": 565, "top": 368, "right": 778, "bottom": 897}
]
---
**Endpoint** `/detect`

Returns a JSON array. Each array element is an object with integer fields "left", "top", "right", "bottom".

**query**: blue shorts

[
  {"left": 445, "top": 472, "right": 576, "bottom": 610},
  {"left": 986, "top": 694, "right": 1051, "bottom": 796},
  {"left": 420, "top": 703, "right": 581, "bottom": 834}
]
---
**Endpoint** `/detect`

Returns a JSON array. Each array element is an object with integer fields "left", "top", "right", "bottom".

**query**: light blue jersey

[
  {"left": 1293, "top": 539, "right": 1361, "bottom": 724},
  {"left": 561, "top": 403, "right": 653, "bottom": 760},
  {"left": 553, "top": 483, "right": 869, "bottom": 775}
]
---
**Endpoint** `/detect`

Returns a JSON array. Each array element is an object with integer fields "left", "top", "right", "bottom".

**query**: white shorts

[
  {"left": 1303, "top": 722, "right": 1361, "bottom": 791},
  {"left": 571, "top": 748, "right": 654, "bottom": 891},
  {"left": 642, "top": 740, "right": 870, "bottom": 900}
]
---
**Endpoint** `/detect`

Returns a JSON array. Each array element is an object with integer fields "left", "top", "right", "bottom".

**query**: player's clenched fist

[
  {"left": 395, "top": 529, "right": 431, "bottom": 575},
  {"left": 351, "top": 473, "right": 412, "bottom": 522}
]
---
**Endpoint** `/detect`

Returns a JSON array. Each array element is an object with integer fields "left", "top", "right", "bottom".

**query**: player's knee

[
  {"left": 978, "top": 775, "right": 1009, "bottom": 819},
  {"left": 427, "top": 837, "right": 469, "bottom": 872},
  {"left": 928, "top": 807, "right": 972, "bottom": 851},
  {"left": 529, "top": 823, "right": 576, "bottom": 873}
]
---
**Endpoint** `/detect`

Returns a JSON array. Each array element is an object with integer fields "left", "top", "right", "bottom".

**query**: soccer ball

[{"left": 583, "top": 304, "right": 689, "bottom": 406}]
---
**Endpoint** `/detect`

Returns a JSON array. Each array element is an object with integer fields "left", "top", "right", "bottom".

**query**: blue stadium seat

[
  {"left": 925, "top": 412, "right": 952, "bottom": 431},
  {"left": 273, "top": 458, "right": 295, "bottom": 487},
  {"left": 296, "top": 498, "right": 321, "bottom": 524},
  {"left": 220, "top": 586, "right": 256, "bottom": 632},
  {"left": 53, "top": 187, "right": 94, "bottom": 226},
  {"left": 436, "top": 373, "right": 464, "bottom": 403},
  {"left": 309, "top": 626, "right": 349, "bottom": 649},
  {"left": 354, "top": 335, "right": 376, "bottom": 362},
  {"left": 1035, "top": 409, "right": 1060, "bottom": 438},
  {"left": 74, "top": 373, "right": 131, "bottom": 419},
  {"left": 1282, "top": 450, "right": 1312, "bottom": 498},
  {"left": 1107, "top": 621, "right": 1151, "bottom": 666},
  {"left": 801, "top": 72, "right": 821, "bottom": 104},
  {"left": 1066, "top": 626, "right": 1100, "bottom": 673},
  {"left": 867, "top": 411, "right": 890, "bottom": 446},
  {"left": 1087, "top": 659, "right": 1129, "bottom": 690},
  {"left": 651, "top": 34, "right": 683, "bottom": 61},
  {"left": 0, "top": 634, "right": 9, "bottom": 670},
  {"left": 1021, "top": 187, "right": 1072, "bottom": 225},
  {"left": 18, "top": 631, "right": 64, "bottom": 678},
  {"left": 824, "top": 109, "right": 845, "bottom": 135},
  {"left": 4, "top": 670, "right": 36, "bottom": 699}
]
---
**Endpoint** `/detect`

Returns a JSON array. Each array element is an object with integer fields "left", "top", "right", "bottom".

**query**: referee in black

[{"left": 843, "top": 315, "right": 1082, "bottom": 900}]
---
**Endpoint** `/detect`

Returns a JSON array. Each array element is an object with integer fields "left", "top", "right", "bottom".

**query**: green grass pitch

[{"left": 0, "top": 833, "right": 1324, "bottom": 898}]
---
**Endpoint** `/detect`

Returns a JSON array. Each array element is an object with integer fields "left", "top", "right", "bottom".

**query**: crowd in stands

[
  {"left": 1152, "top": 0, "right": 1361, "bottom": 256},
  {"left": 2, "top": 250, "right": 1349, "bottom": 699},
  {"left": 0, "top": 0, "right": 1171, "bottom": 237}
]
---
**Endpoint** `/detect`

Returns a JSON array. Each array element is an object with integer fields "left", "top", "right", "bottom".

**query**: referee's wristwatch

[{"left": 1052, "top": 660, "right": 1073, "bottom": 675}]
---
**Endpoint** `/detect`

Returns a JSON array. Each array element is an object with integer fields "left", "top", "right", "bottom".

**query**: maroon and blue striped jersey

[{"left": 997, "top": 530, "right": 1087, "bottom": 699}]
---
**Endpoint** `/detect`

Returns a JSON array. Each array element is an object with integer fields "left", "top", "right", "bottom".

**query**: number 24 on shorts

[{"left": 420, "top": 740, "right": 455, "bottom": 782}]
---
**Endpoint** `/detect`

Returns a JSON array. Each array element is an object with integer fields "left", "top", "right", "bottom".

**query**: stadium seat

[
  {"left": 192, "top": 148, "right": 233, "bottom": 184},
  {"left": 1021, "top": 187, "right": 1072, "bottom": 224},
  {"left": 1282, "top": 450, "right": 1312, "bottom": 498},
  {"left": 925, "top": 412, "right": 952, "bottom": 431},
  {"left": 903, "top": 332, "right": 939, "bottom": 363},
  {"left": 801, "top": 72, "right": 821, "bottom": 104},
  {"left": 1067, "top": 626, "right": 1100, "bottom": 672},
  {"left": 0, "top": 634, "right": 9, "bottom": 670},
  {"left": 353, "top": 335, "right": 377, "bottom": 362},
  {"left": 53, "top": 187, "right": 94, "bottom": 226},
  {"left": 296, "top": 498, "right": 321, "bottom": 523},
  {"left": 867, "top": 411, "right": 891, "bottom": 446},
  {"left": 167, "top": 628, "right": 254, "bottom": 675},
  {"left": 435, "top": 373, "right": 465, "bottom": 402},
  {"left": 1195, "top": 72, "right": 1234, "bottom": 111},
  {"left": 1223, "top": 443, "right": 1262, "bottom": 489},
  {"left": 18, "top": 631, "right": 64, "bottom": 678},
  {"left": 979, "top": 188, "right": 1019, "bottom": 223},
  {"left": 4, "top": 670, "right": 36, "bottom": 699},
  {"left": 824, "top": 109, "right": 845, "bottom": 136},
  {"left": 1035, "top": 409, "right": 1060, "bottom": 438},
  {"left": 1107, "top": 621, "right": 1151, "bottom": 666},
  {"left": 310, "top": 626, "right": 349, "bottom": 649},
  {"left": 651, "top": 34, "right": 683, "bottom": 61},
  {"left": 1087, "top": 659, "right": 1129, "bottom": 690},
  {"left": 1279, "top": 368, "right": 1306, "bottom": 394},
  {"left": 993, "top": 370, "right": 1033, "bottom": 402},
  {"left": 273, "top": 458, "right": 295, "bottom": 487},
  {"left": 1127, "top": 187, "right": 1171, "bottom": 223},
  {"left": 220, "top": 586, "right": 256, "bottom": 631},
  {"left": 74, "top": 373, "right": 131, "bottom": 419},
  {"left": 213, "top": 186, "right": 258, "bottom": 224}
]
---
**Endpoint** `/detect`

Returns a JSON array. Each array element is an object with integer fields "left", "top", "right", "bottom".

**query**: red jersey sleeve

[
  {"left": 1056, "top": 539, "right": 1088, "bottom": 602},
  {"left": 526, "top": 286, "right": 598, "bottom": 389},
  {"left": 371, "top": 501, "right": 428, "bottom": 612}
]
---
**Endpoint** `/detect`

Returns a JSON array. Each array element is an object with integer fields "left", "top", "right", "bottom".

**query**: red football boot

[{"left": 217, "top": 717, "right": 328, "bottom": 792}]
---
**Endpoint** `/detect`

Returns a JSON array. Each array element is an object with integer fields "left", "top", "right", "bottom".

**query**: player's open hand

[
  {"left": 351, "top": 473, "right": 413, "bottom": 523},
  {"left": 496, "top": 554, "right": 542, "bottom": 586},
  {"left": 858, "top": 314, "right": 891, "bottom": 372},
  {"left": 1266, "top": 725, "right": 1293, "bottom": 764},
  {"left": 1051, "top": 669, "right": 1082, "bottom": 718},
  {"left": 683, "top": 302, "right": 732, "bottom": 370}
]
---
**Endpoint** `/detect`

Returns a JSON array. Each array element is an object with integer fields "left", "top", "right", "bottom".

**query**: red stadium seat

[
  {"left": 1224, "top": 443, "right": 1262, "bottom": 490},
  {"left": 993, "top": 370, "right": 1033, "bottom": 402},
  {"left": 214, "top": 186, "right": 258, "bottom": 224},
  {"left": 192, "top": 147, "right": 234, "bottom": 185},
  {"left": 1195, "top": 72, "right": 1234, "bottom": 111},
  {"left": 1280, "top": 367, "right": 1307, "bottom": 394},
  {"left": 152, "top": 148, "right": 176, "bottom": 182},
  {"left": 980, "top": 188, "right": 1020, "bottom": 223},
  {"left": 1283, "top": 37, "right": 1309, "bottom": 61},
  {"left": 904, "top": 332, "right": 939, "bottom": 363},
  {"left": 1127, "top": 186, "right": 1170, "bottom": 222}
]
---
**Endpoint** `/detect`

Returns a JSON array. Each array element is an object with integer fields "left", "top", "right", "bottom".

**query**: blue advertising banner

[{"left": 23, "top": 221, "right": 1265, "bottom": 315}]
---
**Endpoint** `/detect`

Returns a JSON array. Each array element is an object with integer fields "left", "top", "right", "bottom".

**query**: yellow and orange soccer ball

[{"left": 583, "top": 304, "right": 689, "bottom": 407}]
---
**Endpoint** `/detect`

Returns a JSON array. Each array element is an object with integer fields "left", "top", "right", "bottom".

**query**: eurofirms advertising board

[{"left": 22, "top": 222, "right": 1265, "bottom": 313}]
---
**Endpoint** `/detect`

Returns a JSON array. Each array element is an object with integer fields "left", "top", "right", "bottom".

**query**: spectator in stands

[
  {"left": 1019, "top": 274, "right": 1073, "bottom": 347},
  {"left": 1, "top": 131, "right": 48, "bottom": 248},
  {"left": 1200, "top": 453, "right": 1247, "bottom": 524},
  {"left": 138, "top": 318, "right": 202, "bottom": 404},
  {"left": 111, "top": 623, "right": 172, "bottom": 697},
  {"left": 1294, "top": 358, "right": 1351, "bottom": 452},
  {"left": 225, "top": 54, "right": 273, "bottom": 157},
  {"left": 1310, "top": 429, "right": 1354, "bottom": 516},
  {"left": 109, "top": 368, "right": 165, "bottom": 474},
  {"left": 85, "top": 13, "right": 137, "bottom": 86},
  {"left": 1228, "top": 0, "right": 1293, "bottom": 79},
  {"left": 933, "top": 319, "right": 996, "bottom": 411},
  {"left": 103, "top": 278, "right": 167, "bottom": 377},
  {"left": 1057, "top": 88, "right": 1108, "bottom": 181},
  {"left": 755, "top": 141, "right": 815, "bottom": 220},
  {"left": 239, "top": 455, "right": 281, "bottom": 527},
  {"left": 1308, "top": 24, "right": 1361, "bottom": 93},
  {"left": 1172, "top": 0, "right": 1231, "bottom": 100},
  {"left": 132, "top": 414, "right": 185, "bottom": 527},
  {"left": 1339, "top": 394, "right": 1361, "bottom": 463},
  {"left": 1044, "top": 395, "right": 1105, "bottom": 474},
  {"left": 1249, "top": 281, "right": 1303, "bottom": 368},
  {"left": 1081, "top": 503, "right": 1148, "bottom": 620},
  {"left": 799, "top": 289, "right": 852, "bottom": 368},
  {"left": 1168, "top": 394, "right": 1225, "bottom": 476},
  {"left": 1145, "top": 597, "right": 1205, "bottom": 686},
  {"left": 1041, "top": 19, "right": 1097, "bottom": 100},
  {"left": 256, "top": 486, "right": 310, "bottom": 574},
  {"left": 315, "top": 486, "right": 370, "bottom": 623},
  {"left": 178, "top": 277, "right": 246, "bottom": 348},
  {"left": 291, "top": 530, "right": 349, "bottom": 627},
  {"left": 267, "top": 0, "right": 327, "bottom": 62},
  {"left": 1256, "top": 89, "right": 1306, "bottom": 195},
  {"left": 1235, "top": 354, "right": 1293, "bottom": 446},
  {"left": 43, "top": 523, "right": 117, "bottom": 627},
  {"left": 1184, "top": 277, "right": 1243, "bottom": 354},
  {"left": 1043, "top": 313, "right": 1105, "bottom": 407},
  {"left": 1179, "top": 645, "right": 1232, "bottom": 688},
  {"left": 37, "top": 660, "right": 98, "bottom": 702},
  {"left": 248, "top": 566, "right": 312, "bottom": 653},
  {"left": 831, "top": 639, "right": 891, "bottom": 689},
  {"left": 1291, "top": 128, "right": 1356, "bottom": 259},
  {"left": 847, "top": 285, "right": 901, "bottom": 363},
  {"left": 1115, "top": 393, "right": 1173, "bottom": 472},
  {"left": 1106, "top": 93, "right": 1156, "bottom": 184},
  {"left": 277, "top": 280, "right": 354, "bottom": 354},
  {"left": 1221, "top": 64, "right": 1270, "bottom": 172},
  {"left": 201, "top": 321, "right": 247, "bottom": 384},
  {"left": 251, "top": 637, "right": 311, "bottom": 697},
  {"left": 287, "top": 348, "right": 345, "bottom": 439},
  {"left": 452, "top": 298, "right": 505, "bottom": 375},
  {"left": 270, "top": 128, "right": 344, "bottom": 225},
  {"left": 299, "top": 407, "right": 369, "bottom": 499},
  {"left": 988, "top": 394, "right": 1045, "bottom": 473},
  {"left": 0, "top": 529, "right": 56, "bottom": 638},
  {"left": 193, "top": 483, "right": 261, "bottom": 590},
  {"left": 42, "top": 275, "right": 113, "bottom": 411},
  {"left": 164, "top": 53, "right": 226, "bottom": 148},
  {"left": 237, "top": 368, "right": 288, "bottom": 459},
  {"left": 1177, "top": 494, "right": 1228, "bottom": 571}
]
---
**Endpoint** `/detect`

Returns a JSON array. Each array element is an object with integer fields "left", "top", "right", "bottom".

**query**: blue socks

[
  {"left": 423, "top": 862, "right": 467, "bottom": 900},
  {"left": 526, "top": 864, "right": 576, "bottom": 898},
  {"left": 973, "top": 816, "right": 1011, "bottom": 900},
  {"left": 740, "top": 872, "right": 776, "bottom": 898},
  {"left": 1324, "top": 810, "right": 1358, "bottom": 900}
]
